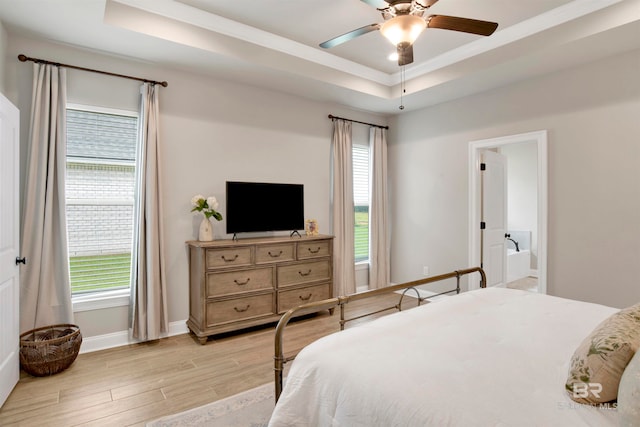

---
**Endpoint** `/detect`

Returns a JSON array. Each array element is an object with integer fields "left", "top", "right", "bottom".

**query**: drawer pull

[
  {"left": 268, "top": 250, "right": 283, "bottom": 258},
  {"left": 299, "top": 293, "right": 313, "bottom": 301},
  {"left": 298, "top": 269, "right": 312, "bottom": 277},
  {"left": 233, "top": 305, "right": 250, "bottom": 313},
  {"left": 308, "top": 247, "right": 321, "bottom": 254},
  {"left": 234, "top": 278, "right": 251, "bottom": 286},
  {"left": 221, "top": 254, "right": 239, "bottom": 262}
]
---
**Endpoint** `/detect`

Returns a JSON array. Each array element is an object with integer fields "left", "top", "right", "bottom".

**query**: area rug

[{"left": 147, "top": 382, "right": 274, "bottom": 427}]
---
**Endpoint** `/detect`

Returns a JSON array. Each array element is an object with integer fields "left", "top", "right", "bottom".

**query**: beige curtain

[
  {"left": 369, "top": 127, "right": 390, "bottom": 289},
  {"left": 331, "top": 119, "right": 356, "bottom": 296},
  {"left": 130, "top": 83, "right": 168, "bottom": 341},
  {"left": 20, "top": 63, "right": 73, "bottom": 333}
]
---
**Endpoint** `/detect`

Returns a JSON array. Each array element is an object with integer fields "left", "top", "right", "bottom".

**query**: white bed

[{"left": 269, "top": 287, "right": 621, "bottom": 426}]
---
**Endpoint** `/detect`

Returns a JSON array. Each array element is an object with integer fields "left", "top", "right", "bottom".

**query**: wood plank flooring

[
  {"left": 0, "top": 293, "right": 414, "bottom": 426},
  {"left": 506, "top": 276, "right": 538, "bottom": 292}
]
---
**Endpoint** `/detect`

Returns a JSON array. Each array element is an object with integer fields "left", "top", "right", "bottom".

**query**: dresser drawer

[
  {"left": 206, "top": 293, "right": 274, "bottom": 326},
  {"left": 277, "top": 260, "right": 331, "bottom": 287},
  {"left": 206, "top": 267, "right": 273, "bottom": 297},
  {"left": 255, "top": 243, "right": 295, "bottom": 264},
  {"left": 278, "top": 283, "right": 331, "bottom": 313},
  {"left": 297, "top": 240, "right": 331, "bottom": 259},
  {"left": 206, "top": 247, "right": 252, "bottom": 269}
]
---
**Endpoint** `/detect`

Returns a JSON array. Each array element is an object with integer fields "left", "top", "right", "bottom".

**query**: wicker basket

[{"left": 19, "top": 324, "right": 82, "bottom": 377}]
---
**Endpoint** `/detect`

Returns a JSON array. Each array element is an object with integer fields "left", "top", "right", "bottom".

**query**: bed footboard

[{"left": 274, "top": 266, "right": 486, "bottom": 401}]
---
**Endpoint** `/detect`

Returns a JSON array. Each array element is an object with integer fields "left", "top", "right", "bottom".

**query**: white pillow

[{"left": 618, "top": 350, "right": 640, "bottom": 426}]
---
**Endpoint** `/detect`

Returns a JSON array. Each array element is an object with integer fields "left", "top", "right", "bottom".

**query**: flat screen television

[{"left": 226, "top": 181, "right": 304, "bottom": 234}]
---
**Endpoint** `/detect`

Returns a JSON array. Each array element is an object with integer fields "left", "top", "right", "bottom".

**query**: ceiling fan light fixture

[{"left": 380, "top": 15, "right": 426, "bottom": 47}]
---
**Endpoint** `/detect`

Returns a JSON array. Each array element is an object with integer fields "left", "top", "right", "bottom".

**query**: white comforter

[{"left": 269, "top": 288, "right": 620, "bottom": 426}]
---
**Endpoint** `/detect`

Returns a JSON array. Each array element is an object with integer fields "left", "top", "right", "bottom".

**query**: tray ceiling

[{"left": 0, "top": 0, "right": 638, "bottom": 113}]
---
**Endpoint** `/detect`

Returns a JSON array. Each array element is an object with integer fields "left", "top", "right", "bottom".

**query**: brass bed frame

[{"left": 273, "top": 266, "right": 487, "bottom": 401}]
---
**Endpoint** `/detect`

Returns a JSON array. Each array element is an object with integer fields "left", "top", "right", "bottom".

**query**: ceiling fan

[{"left": 320, "top": 0, "right": 499, "bottom": 66}]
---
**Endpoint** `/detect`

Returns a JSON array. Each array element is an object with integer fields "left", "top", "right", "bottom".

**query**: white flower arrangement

[{"left": 190, "top": 194, "right": 223, "bottom": 221}]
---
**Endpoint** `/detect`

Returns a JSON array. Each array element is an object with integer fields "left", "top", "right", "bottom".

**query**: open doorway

[{"left": 468, "top": 131, "right": 548, "bottom": 294}]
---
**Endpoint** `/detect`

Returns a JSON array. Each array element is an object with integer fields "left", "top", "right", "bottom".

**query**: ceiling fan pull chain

[{"left": 399, "top": 65, "right": 405, "bottom": 110}]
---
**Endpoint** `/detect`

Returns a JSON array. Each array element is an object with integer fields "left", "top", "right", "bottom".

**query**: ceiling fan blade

[
  {"left": 427, "top": 15, "right": 498, "bottom": 36},
  {"left": 419, "top": 0, "right": 440, "bottom": 8},
  {"left": 319, "top": 23, "right": 381, "bottom": 49},
  {"left": 397, "top": 43, "right": 414, "bottom": 66},
  {"left": 360, "top": 0, "right": 389, "bottom": 8}
]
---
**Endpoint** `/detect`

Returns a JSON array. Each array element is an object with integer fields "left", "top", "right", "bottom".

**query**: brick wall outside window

[{"left": 66, "top": 162, "right": 134, "bottom": 256}]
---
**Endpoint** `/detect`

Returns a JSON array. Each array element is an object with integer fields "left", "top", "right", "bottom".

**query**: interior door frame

[{"left": 468, "top": 130, "right": 548, "bottom": 293}]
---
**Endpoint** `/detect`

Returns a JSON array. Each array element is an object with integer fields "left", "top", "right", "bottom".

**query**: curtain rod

[
  {"left": 18, "top": 54, "right": 168, "bottom": 87},
  {"left": 328, "top": 114, "right": 388, "bottom": 130}
]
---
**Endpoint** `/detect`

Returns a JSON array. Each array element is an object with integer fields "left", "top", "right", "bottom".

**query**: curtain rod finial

[
  {"left": 18, "top": 54, "right": 27, "bottom": 62},
  {"left": 161, "top": 81, "right": 168, "bottom": 87}
]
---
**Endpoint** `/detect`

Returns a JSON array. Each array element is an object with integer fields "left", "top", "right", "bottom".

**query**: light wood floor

[
  {"left": 0, "top": 293, "right": 413, "bottom": 427},
  {"left": 506, "top": 276, "right": 538, "bottom": 292}
]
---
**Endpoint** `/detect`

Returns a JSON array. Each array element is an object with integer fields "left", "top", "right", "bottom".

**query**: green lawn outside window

[
  {"left": 355, "top": 207, "right": 369, "bottom": 262},
  {"left": 69, "top": 253, "right": 132, "bottom": 294}
]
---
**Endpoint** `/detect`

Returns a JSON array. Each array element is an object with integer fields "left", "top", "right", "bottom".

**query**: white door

[
  {"left": 481, "top": 150, "right": 507, "bottom": 287},
  {"left": 0, "top": 92, "right": 20, "bottom": 407}
]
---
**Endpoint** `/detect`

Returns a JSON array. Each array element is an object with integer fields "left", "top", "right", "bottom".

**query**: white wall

[
  {"left": 5, "top": 35, "right": 387, "bottom": 339},
  {"left": 388, "top": 48, "right": 640, "bottom": 308},
  {"left": 0, "top": 20, "right": 7, "bottom": 93},
  {"left": 502, "top": 142, "right": 538, "bottom": 269}
]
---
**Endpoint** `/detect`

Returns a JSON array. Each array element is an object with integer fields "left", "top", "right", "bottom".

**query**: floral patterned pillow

[
  {"left": 565, "top": 302, "right": 640, "bottom": 404},
  {"left": 619, "top": 349, "right": 640, "bottom": 426}
]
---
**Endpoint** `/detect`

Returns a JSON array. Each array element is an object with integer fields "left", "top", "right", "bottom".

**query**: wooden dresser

[{"left": 186, "top": 235, "right": 333, "bottom": 344}]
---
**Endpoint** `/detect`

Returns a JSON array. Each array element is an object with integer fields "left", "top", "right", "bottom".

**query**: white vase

[{"left": 199, "top": 216, "right": 214, "bottom": 241}]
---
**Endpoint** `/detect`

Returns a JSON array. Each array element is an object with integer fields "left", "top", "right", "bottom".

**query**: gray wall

[
  {"left": 388, "top": 48, "right": 640, "bottom": 308},
  {"left": 5, "top": 35, "right": 387, "bottom": 339},
  {"left": 0, "top": 20, "right": 7, "bottom": 93}
]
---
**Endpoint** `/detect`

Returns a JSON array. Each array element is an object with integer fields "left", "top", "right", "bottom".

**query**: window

[
  {"left": 66, "top": 106, "right": 138, "bottom": 295},
  {"left": 353, "top": 143, "right": 370, "bottom": 263}
]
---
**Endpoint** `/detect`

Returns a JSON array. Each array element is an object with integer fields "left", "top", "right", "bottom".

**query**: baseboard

[
  {"left": 529, "top": 269, "right": 539, "bottom": 278},
  {"left": 79, "top": 319, "right": 189, "bottom": 354},
  {"left": 356, "top": 285, "right": 368, "bottom": 293}
]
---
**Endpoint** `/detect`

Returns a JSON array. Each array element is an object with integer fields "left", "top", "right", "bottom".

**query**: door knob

[{"left": 15, "top": 257, "right": 26, "bottom": 265}]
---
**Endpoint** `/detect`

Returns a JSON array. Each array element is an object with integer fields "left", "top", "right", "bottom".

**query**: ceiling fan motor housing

[{"left": 381, "top": 0, "right": 428, "bottom": 20}]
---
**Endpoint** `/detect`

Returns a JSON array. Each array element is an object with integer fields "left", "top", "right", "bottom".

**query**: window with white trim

[
  {"left": 353, "top": 143, "right": 370, "bottom": 263},
  {"left": 65, "top": 106, "right": 138, "bottom": 295}
]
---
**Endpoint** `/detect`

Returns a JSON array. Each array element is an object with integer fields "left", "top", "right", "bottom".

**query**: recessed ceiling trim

[
  {"left": 397, "top": 0, "right": 624, "bottom": 83},
  {"left": 113, "top": 0, "right": 393, "bottom": 85},
  {"left": 115, "top": 0, "right": 624, "bottom": 89},
  {"left": 105, "top": 0, "right": 394, "bottom": 99}
]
